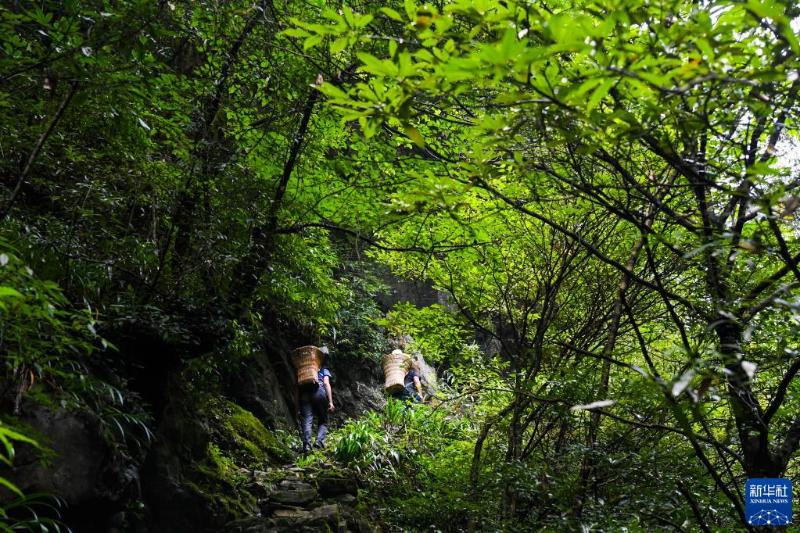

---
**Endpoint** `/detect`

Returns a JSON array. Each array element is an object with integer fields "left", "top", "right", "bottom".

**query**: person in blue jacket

[
  {"left": 403, "top": 359, "right": 424, "bottom": 402},
  {"left": 299, "top": 347, "right": 334, "bottom": 453},
  {"left": 389, "top": 356, "right": 424, "bottom": 403}
]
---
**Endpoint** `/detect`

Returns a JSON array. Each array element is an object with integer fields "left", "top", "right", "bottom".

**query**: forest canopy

[{"left": 1, "top": 0, "right": 800, "bottom": 531}]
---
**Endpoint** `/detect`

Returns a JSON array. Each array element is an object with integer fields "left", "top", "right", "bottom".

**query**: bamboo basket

[
  {"left": 291, "top": 346, "right": 324, "bottom": 387},
  {"left": 383, "top": 350, "right": 411, "bottom": 394}
]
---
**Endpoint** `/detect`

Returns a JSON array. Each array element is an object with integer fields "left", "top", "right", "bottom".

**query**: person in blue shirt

[
  {"left": 299, "top": 352, "right": 334, "bottom": 453},
  {"left": 390, "top": 357, "right": 424, "bottom": 403},
  {"left": 403, "top": 361, "right": 424, "bottom": 402}
]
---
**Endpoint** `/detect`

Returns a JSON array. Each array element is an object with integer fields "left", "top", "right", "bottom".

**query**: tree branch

[
  {"left": 1, "top": 81, "right": 79, "bottom": 220},
  {"left": 275, "top": 221, "right": 490, "bottom": 253},
  {"left": 470, "top": 176, "right": 707, "bottom": 319},
  {"left": 764, "top": 359, "right": 800, "bottom": 425}
]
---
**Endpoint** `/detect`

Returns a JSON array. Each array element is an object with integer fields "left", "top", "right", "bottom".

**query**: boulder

[
  {"left": 9, "top": 406, "right": 145, "bottom": 532},
  {"left": 12, "top": 408, "right": 105, "bottom": 503}
]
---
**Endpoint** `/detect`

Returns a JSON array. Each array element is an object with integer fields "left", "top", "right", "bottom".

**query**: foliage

[
  {"left": 290, "top": 0, "right": 800, "bottom": 529},
  {"left": 187, "top": 440, "right": 258, "bottom": 523},
  {"left": 380, "top": 302, "right": 470, "bottom": 363},
  {"left": 0, "top": 241, "right": 151, "bottom": 527},
  {"left": 0, "top": 241, "right": 103, "bottom": 405},
  {"left": 0, "top": 493, "right": 70, "bottom": 533},
  {"left": 0, "top": 420, "right": 37, "bottom": 498},
  {"left": 183, "top": 320, "right": 261, "bottom": 392},
  {"left": 329, "top": 268, "right": 391, "bottom": 361},
  {"left": 0, "top": 239, "right": 151, "bottom": 447},
  {"left": 2, "top": 0, "right": 800, "bottom": 530},
  {"left": 0, "top": 420, "right": 71, "bottom": 532},
  {"left": 256, "top": 232, "right": 348, "bottom": 334},
  {"left": 315, "top": 399, "right": 478, "bottom": 529}
]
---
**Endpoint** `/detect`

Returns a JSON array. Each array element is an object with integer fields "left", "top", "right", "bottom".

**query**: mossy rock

[
  {"left": 184, "top": 442, "right": 258, "bottom": 525},
  {"left": 181, "top": 395, "right": 294, "bottom": 526},
  {"left": 201, "top": 396, "right": 293, "bottom": 466}
]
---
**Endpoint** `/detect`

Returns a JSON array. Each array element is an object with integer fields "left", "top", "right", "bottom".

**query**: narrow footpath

[{"left": 225, "top": 462, "right": 374, "bottom": 532}]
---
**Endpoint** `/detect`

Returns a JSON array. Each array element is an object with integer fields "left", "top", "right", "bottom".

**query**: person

[
  {"left": 392, "top": 357, "right": 423, "bottom": 403},
  {"left": 404, "top": 358, "right": 424, "bottom": 402},
  {"left": 298, "top": 346, "right": 334, "bottom": 453}
]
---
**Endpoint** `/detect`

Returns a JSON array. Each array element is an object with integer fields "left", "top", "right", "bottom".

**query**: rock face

[
  {"left": 231, "top": 349, "right": 296, "bottom": 430},
  {"left": 374, "top": 267, "right": 450, "bottom": 312},
  {"left": 10, "top": 406, "right": 146, "bottom": 532},
  {"left": 13, "top": 408, "right": 106, "bottom": 502},
  {"left": 227, "top": 329, "right": 300, "bottom": 431},
  {"left": 328, "top": 354, "right": 385, "bottom": 419},
  {"left": 229, "top": 327, "right": 386, "bottom": 429},
  {"left": 140, "top": 384, "right": 222, "bottom": 533},
  {"left": 141, "top": 386, "right": 296, "bottom": 532},
  {"left": 317, "top": 475, "right": 359, "bottom": 498}
]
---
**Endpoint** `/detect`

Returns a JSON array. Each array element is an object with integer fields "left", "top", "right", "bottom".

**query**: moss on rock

[
  {"left": 200, "top": 396, "right": 292, "bottom": 466},
  {"left": 182, "top": 395, "right": 294, "bottom": 525},
  {"left": 227, "top": 400, "right": 293, "bottom": 465},
  {"left": 183, "top": 442, "right": 255, "bottom": 525}
]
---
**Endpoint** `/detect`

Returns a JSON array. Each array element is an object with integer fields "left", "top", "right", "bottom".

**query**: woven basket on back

[
  {"left": 383, "top": 350, "right": 411, "bottom": 394},
  {"left": 291, "top": 346, "right": 324, "bottom": 387}
]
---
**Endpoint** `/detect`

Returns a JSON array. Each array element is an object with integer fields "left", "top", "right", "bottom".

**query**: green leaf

[
  {"left": 780, "top": 23, "right": 800, "bottom": 54},
  {"left": 404, "top": 0, "right": 416, "bottom": 21},
  {"left": 355, "top": 14, "right": 374, "bottom": 29},
  {"left": 404, "top": 124, "right": 425, "bottom": 147},
  {"left": 342, "top": 6, "right": 355, "bottom": 27},
  {"left": 303, "top": 34, "right": 323, "bottom": 51},
  {"left": 0, "top": 427, "right": 37, "bottom": 447},
  {"left": 0, "top": 477, "right": 23, "bottom": 498},
  {"left": 282, "top": 28, "right": 309, "bottom": 38},
  {"left": 586, "top": 78, "right": 615, "bottom": 112},
  {"left": 570, "top": 77, "right": 603, "bottom": 100},
  {"left": 380, "top": 7, "right": 404, "bottom": 22},
  {"left": 695, "top": 38, "right": 715, "bottom": 61},
  {"left": 0, "top": 287, "right": 23, "bottom": 299},
  {"left": 331, "top": 37, "right": 350, "bottom": 54},
  {"left": 357, "top": 52, "right": 398, "bottom": 76},
  {"left": 318, "top": 83, "right": 349, "bottom": 100}
]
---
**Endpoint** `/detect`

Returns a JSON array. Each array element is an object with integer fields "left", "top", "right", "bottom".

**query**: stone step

[
  {"left": 268, "top": 485, "right": 318, "bottom": 506},
  {"left": 260, "top": 500, "right": 307, "bottom": 514},
  {"left": 271, "top": 503, "right": 341, "bottom": 530},
  {"left": 273, "top": 508, "right": 312, "bottom": 519},
  {"left": 278, "top": 479, "right": 313, "bottom": 490}
]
